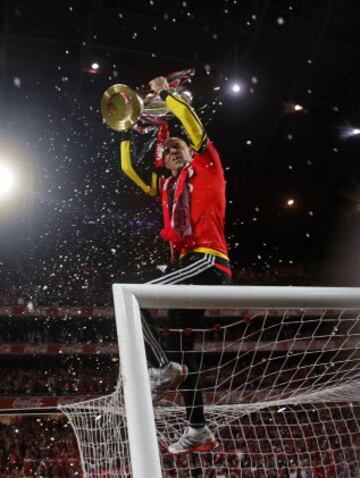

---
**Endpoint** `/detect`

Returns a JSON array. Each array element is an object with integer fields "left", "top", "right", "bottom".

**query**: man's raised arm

[
  {"left": 149, "top": 77, "right": 207, "bottom": 153},
  {"left": 120, "top": 132, "right": 158, "bottom": 197}
]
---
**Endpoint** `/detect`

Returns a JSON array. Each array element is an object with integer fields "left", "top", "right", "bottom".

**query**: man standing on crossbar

[{"left": 120, "top": 76, "right": 232, "bottom": 454}]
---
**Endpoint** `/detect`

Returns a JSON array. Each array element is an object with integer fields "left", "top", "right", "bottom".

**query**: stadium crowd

[
  {"left": 1, "top": 262, "right": 359, "bottom": 308},
  {"left": 0, "top": 407, "right": 359, "bottom": 477},
  {"left": 162, "top": 406, "right": 360, "bottom": 477},
  {"left": 0, "top": 316, "right": 117, "bottom": 344},
  {"left": 0, "top": 310, "right": 346, "bottom": 346},
  {"left": 0, "top": 272, "right": 359, "bottom": 476},
  {"left": 0, "top": 364, "right": 116, "bottom": 396},
  {"left": 0, "top": 356, "right": 346, "bottom": 400},
  {"left": 0, "top": 417, "right": 81, "bottom": 477}
]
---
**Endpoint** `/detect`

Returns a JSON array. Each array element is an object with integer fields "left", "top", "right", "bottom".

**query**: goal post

[
  {"left": 112, "top": 285, "right": 360, "bottom": 478},
  {"left": 60, "top": 285, "right": 360, "bottom": 477},
  {"left": 112, "top": 284, "right": 162, "bottom": 478}
]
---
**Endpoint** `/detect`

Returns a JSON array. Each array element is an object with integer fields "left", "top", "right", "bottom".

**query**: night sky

[{"left": 0, "top": 0, "right": 359, "bottom": 304}]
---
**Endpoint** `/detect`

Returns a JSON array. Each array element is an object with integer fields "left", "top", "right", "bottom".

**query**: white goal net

[{"left": 60, "top": 285, "right": 360, "bottom": 477}]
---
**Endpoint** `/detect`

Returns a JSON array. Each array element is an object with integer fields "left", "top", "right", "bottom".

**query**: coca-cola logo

[
  {"left": 59, "top": 345, "right": 83, "bottom": 354},
  {"left": 57, "top": 396, "right": 89, "bottom": 406},
  {"left": 23, "top": 345, "right": 49, "bottom": 354},
  {"left": 0, "top": 345, "right": 12, "bottom": 353},
  {"left": 13, "top": 397, "right": 44, "bottom": 409},
  {"left": 95, "top": 344, "right": 118, "bottom": 354}
]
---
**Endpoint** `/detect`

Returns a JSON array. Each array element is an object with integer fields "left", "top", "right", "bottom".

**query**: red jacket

[{"left": 160, "top": 141, "right": 229, "bottom": 261}]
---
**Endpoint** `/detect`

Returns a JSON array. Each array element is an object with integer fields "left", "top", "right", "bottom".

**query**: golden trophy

[{"left": 100, "top": 70, "right": 194, "bottom": 132}]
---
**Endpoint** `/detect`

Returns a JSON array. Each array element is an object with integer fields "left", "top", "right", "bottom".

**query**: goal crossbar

[
  {"left": 116, "top": 284, "right": 360, "bottom": 309},
  {"left": 111, "top": 284, "right": 360, "bottom": 478}
]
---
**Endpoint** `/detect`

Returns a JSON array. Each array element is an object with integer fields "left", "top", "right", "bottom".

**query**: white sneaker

[
  {"left": 168, "top": 425, "right": 219, "bottom": 454},
  {"left": 149, "top": 361, "right": 188, "bottom": 403}
]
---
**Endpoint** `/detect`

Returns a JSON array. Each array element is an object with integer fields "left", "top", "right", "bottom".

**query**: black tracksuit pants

[{"left": 125, "top": 252, "right": 231, "bottom": 426}]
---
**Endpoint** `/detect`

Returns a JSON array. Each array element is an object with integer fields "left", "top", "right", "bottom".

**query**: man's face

[{"left": 163, "top": 138, "right": 192, "bottom": 175}]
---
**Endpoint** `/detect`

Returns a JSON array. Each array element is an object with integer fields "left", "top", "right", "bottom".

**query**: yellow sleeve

[
  {"left": 120, "top": 140, "right": 158, "bottom": 196},
  {"left": 164, "top": 93, "right": 207, "bottom": 152}
]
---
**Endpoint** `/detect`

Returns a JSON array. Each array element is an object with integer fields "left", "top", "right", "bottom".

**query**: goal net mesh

[{"left": 60, "top": 307, "right": 360, "bottom": 477}]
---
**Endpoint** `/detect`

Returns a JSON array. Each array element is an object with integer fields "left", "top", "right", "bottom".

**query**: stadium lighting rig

[
  {"left": 340, "top": 126, "right": 360, "bottom": 140},
  {"left": 85, "top": 62, "right": 100, "bottom": 74},
  {"left": 229, "top": 79, "right": 245, "bottom": 95},
  {"left": 284, "top": 101, "right": 305, "bottom": 114}
]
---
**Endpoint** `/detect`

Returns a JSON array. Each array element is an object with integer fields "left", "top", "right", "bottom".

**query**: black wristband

[
  {"left": 119, "top": 130, "right": 131, "bottom": 141},
  {"left": 159, "top": 90, "right": 171, "bottom": 101}
]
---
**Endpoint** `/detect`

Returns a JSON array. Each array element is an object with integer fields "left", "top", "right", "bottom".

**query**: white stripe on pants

[{"left": 142, "top": 254, "right": 216, "bottom": 366}]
